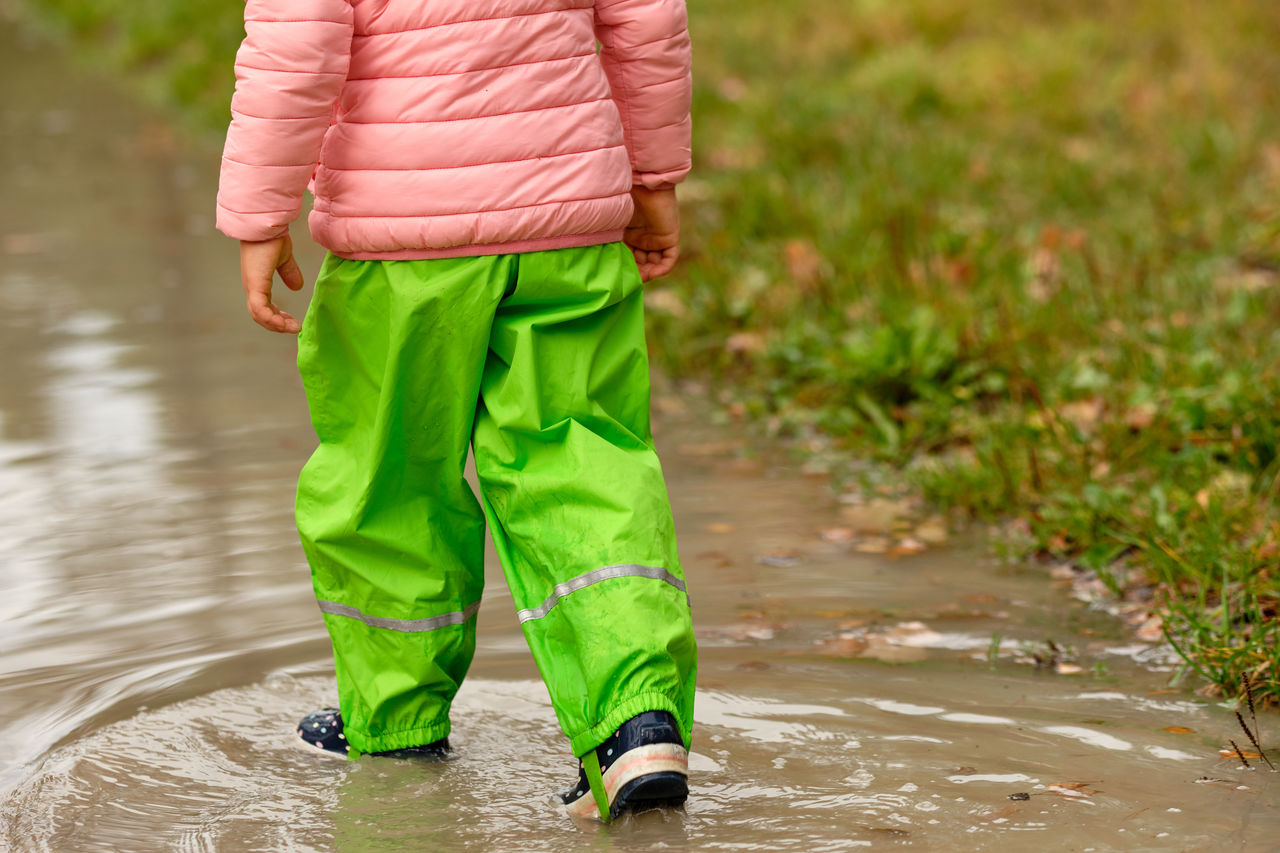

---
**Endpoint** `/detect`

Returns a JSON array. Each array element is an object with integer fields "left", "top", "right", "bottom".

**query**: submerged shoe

[
  {"left": 561, "top": 710, "right": 689, "bottom": 821},
  {"left": 296, "top": 708, "right": 450, "bottom": 760}
]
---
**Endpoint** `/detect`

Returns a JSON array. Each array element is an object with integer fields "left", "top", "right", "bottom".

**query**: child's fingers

[
  {"left": 640, "top": 246, "right": 679, "bottom": 282},
  {"left": 278, "top": 252, "right": 305, "bottom": 291},
  {"left": 246, "top": 287, "right": 301, "bottom": 334}
]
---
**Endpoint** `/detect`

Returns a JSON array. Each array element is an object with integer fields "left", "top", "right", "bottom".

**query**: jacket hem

[{"left": 329, "top": 230, "right": 626, "bottom": 261}]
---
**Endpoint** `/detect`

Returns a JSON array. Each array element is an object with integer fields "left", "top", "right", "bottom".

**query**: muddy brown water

[{"left": 0, "top": 20, "right": 1277, "bottom": 853}]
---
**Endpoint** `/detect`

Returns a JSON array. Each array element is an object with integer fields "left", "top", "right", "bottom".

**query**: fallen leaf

[
  {"left": 1047, "top": 781, "right": 1099, "bottom": 798},
  {"left": 1124, "top": 403, "right": 1158, "bottom": 431},
  {"left": 1219, "top": 748, "right": 1263, "bottom": 760},
  {"left": 720, "top": 611, "right": 783, "bottom": 642},
  {"left": 855, "top": 537, "right": 891, "bottom": 554},
  {"left": 1163, "top": 726, "right": 1195, "bottom": 735},
  {"left": 840, "top": 498, "right": 910, "bottom": 534},
  {"left": 705, "top": 522, "right": 737, "bottom": 534},
  {"left": 696, "top": 550, "right": 732, "bottom": 569},
  {"left": 784, "top": 239, "right": 822, "bottom": 286},
  {"left": 1134, "top": 615, "right": 1164, "bottom": 643},
  {"left": 978, "top": 805, "right": 1020, "bottom": 822},
  {"left": 882, "top": 621, "right": 944, "bottom": 647},
  {"left": 1059, "top": 398, "right": 1105, "bottom": 433},
  {"left": 914, "top": 516, "right": 949, "bottom": 545},
  {"left": 725, "top": 331, "right": 766, "bottom": 354},
  {"left": 1255, "top": 541, "right": 1280, "bottom": 562},
  {"left": 889, "top": 538, "right": 927, "bottom": 557},
  {"left": 813, "top": 633, "right": 869, "bottom": 658}
]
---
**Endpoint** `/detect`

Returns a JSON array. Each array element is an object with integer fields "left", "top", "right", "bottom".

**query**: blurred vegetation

[
  {"left": 12, "top": 0, "right": 243, "bottom": 132},
  {"left": 17, "top": 0, "right": 1280, "bottom": 704}
]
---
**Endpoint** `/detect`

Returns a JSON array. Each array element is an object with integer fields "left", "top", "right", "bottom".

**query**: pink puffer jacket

[{"left": 216, "top": 0, "right": 691, "bottom": 260}]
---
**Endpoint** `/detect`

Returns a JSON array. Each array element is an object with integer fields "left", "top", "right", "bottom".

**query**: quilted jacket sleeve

[
  {"left": 594, "top": 0, "right": 693, "bottom": 190},
  {"left": 215, "top": 0, "right": 354, "bottom": 242}
]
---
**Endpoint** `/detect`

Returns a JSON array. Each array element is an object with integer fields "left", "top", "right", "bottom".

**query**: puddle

[{"left": 1, "top": 21, "right": 1278, "bottom": 853}]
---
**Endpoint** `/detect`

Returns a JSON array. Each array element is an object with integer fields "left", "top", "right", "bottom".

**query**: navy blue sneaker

[
  {"left": 561, "top": 710, "right": 689, "bottom": 821},
  {"left": 296, "top": 708, "right": 450, "bottom": 760}
]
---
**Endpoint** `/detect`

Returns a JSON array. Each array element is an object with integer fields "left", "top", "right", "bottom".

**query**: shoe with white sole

[
  {"left": 296, "top": 708, "right": 450, "bottom": 759},
  {"left": 561, "top": 710, "right": 689, "bottom": 821}
]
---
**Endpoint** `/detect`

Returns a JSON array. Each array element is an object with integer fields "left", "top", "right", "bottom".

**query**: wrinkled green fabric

[{"left": 294, "top": 243, "right": 697, "bottom": 757}]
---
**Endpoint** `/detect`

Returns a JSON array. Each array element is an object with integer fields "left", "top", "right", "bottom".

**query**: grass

[{"left": 16, "top": 0, "right": 1280, "bottom": 705}]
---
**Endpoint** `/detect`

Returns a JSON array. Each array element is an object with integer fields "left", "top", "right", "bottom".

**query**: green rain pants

[{"left": 294, "top": 242, "right": 696, "bottom": 759}]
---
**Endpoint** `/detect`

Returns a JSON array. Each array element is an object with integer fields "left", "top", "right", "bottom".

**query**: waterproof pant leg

[
  {"left": 295, "top": 244, "right": 696, "bottom": 758},
  {"left": 473, "top": 243, "right": 697, "bottom": 757},
  {"left": 295, "top": 253, "right": 509, "bottom": 754}
]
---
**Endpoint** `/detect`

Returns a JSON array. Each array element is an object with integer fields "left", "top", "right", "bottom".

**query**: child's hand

[
  {"left": 625, "top": 186, "right": 681, "bottom": 282},
  {"left": 240, "top": 234, "right": 305, "bottom": 334}
]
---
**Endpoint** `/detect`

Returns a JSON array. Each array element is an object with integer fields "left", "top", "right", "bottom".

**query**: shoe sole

[
  {"left": 611, "top": 771, "right": 689, "bottom": 819},
  {"left": 292, "top": 732, "right": 351, "bottom": 761},
  {"left": 293, "top": 734, "right": 450, "bottom": 762}
]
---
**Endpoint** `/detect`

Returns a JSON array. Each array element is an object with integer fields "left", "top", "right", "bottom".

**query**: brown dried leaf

[
  {"left": 1059, "top": 398, "right": 1105, "bottom": 433},
  {"left": 725, "top": 332, "right": 766, "bottom": 355},
  {"left": 855, "top": 537, "right": 891, "bottom": 554},
  {"left": 1219, "top": 748, "right": 1263, "bottom": 759},
  {"left": 1163, "top": 726, "right": 1195, "bottom": 735},
  {"left": 696, "top": 550, "right": 733, "bottom": 569},
  {"left": 839, "top": 498, "right": 910, "bottom": 534},
  {"left": 1134, "top": 615, "right": 1165, "bottom": 643},
  {"left": 888, "top": 537, "right": 927, "bottom": 557},
  {"left": 1125, "top": 403, "right": 1158, "bottom": 431},
  {"left": 1047, "top": 781, "right": 1098, "bottom": 798},
  {"left": 784, "top": 239, "right": 823, "bottom": 288},
  {"left": 813, "top": 633, "right": 869, "bottom": 658},
  {"left": 914, "top": 516, "right": 949, "bottom": 545},
  {"left": 978, "top": 805, "right": 1021, "bottom": 822}
]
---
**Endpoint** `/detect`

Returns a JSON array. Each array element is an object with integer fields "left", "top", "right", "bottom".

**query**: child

[{"left": 216, "top": 0, "right": 697, "bottom": 823}]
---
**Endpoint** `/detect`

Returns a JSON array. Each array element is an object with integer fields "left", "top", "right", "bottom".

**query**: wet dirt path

[{"left": 0, "top": 19, "right": 1276, "bottom": 853}]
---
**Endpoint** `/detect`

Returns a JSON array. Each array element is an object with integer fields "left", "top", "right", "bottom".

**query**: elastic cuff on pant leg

[
  {"left": 347, "top": 718, "right": 452, "bottom": 756},
  {"left": 568, "top": 691, "right": 689, "bottom": 757}
]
